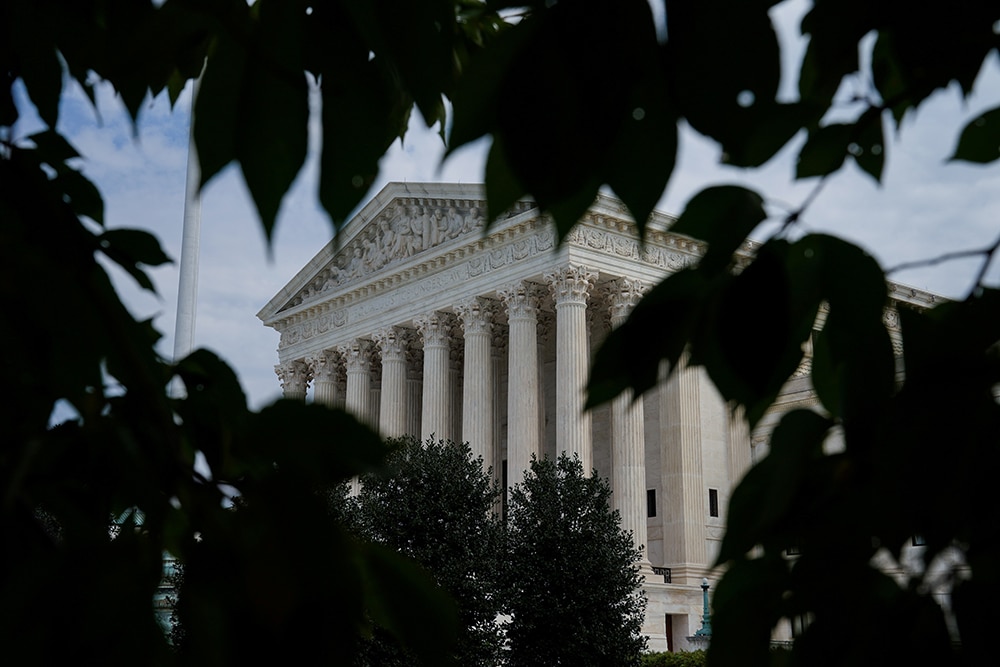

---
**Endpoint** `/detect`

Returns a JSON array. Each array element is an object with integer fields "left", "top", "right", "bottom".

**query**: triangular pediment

[{"left": 257, "top": 183, "right": 537, "bottom": 321}]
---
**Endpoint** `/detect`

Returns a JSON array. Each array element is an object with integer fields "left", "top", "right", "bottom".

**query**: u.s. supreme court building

[{"left": 257, "top": 182, "right": 938, "bottom": 652}]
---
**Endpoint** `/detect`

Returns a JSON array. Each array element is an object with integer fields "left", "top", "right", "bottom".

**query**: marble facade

[{"left": 258, "top": 182, "right": 940, "bottom": 652}]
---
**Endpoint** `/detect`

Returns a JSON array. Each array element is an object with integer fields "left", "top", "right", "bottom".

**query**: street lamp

[{"left": 694, "top": 577, "right": 712, "bottom": 637}]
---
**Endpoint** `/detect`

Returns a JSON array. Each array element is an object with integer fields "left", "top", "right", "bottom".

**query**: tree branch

[{"left": 884, "top": 229, "right": 1000, "bottom": 297}]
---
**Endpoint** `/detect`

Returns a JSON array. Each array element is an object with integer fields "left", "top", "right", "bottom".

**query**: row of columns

[{"left": 275, "top": 266, "right": 654, "bottom": 572}]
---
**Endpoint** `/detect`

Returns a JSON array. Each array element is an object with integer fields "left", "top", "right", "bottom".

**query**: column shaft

[
  {"left": 456, "top": 298, "right": 494, "bottom": 466},
  {"left": 547, "top": 265, "right": 597, "bottom": 473},
  {"left": 499, "top": 282, "right": 541, "bottom": 484},
  {"left": 374, "top": 327, "right": 410, "bottom": 438},
  {"left": 339, "top": 340, "right": 373, "bottom": 427},
  {"left": 416, "top": 313, "right": 452, "bottom": 441}
]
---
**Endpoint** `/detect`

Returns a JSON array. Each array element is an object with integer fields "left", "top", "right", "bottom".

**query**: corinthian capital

[
  {"left": 606, "top": 277, "right": 648, "bottom": 326},
  {"left": 414, "top": 312, "right": 454, "bottom": 348},
  {"left": 498, "top": 281, "right": 542, "bottom": 320},
  {"left": 455, "top": 297, "right": 496, "bottom": 336},
  {"left": 275, "top": 359, "right": 311, "bottom": 397},
  {"left": 373, "top": 327, "right": 412, "bottom": 362},
  {"left": 337, "top": 339, "right": 372, "bottom": 373},
  {"left": 305, "top": 350, "right": 341, "bottom": 383},
  {"left": 546, "top": 264, "right": 598, "bottom": 305}
]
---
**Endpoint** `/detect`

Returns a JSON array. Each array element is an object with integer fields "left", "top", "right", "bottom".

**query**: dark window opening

[
  {"left": 709, "top": 488, "right": 719, "bottom": 517},
  {"left": 647, "top": 489, "right": 657, "bottom": 518},
  {"left": 502, "top": 459, "right": 508, "bottom": 523}
]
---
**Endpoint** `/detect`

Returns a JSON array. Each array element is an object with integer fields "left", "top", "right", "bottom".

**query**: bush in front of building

[{"left": 641, "top": 650, "right": 706, "bottom": 667}]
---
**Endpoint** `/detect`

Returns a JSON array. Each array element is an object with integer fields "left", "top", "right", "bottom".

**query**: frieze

[
  {"left": 566, "top": 222, "right": 699, "bottom": 273},
  {"left": 278, "top": 309, "right": 348, "bottom": 349},
  {"left": 468, "top": 230, "right": 555, "bottom": 277}
]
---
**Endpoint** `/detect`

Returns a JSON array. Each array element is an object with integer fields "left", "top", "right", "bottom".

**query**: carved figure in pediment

[
  {"left": 466, "top": 206, "right": 484, "bottom": 232},
  {"left": 346, "top": 247, "right": 366, "bottom": 279},
  {"left": 418, "top": 206, "right": 437, "bottom": 249},
  {"left": 444, "top": 206, "right": 464, "bottom": 240},
  {"left": 362, "top": 233, "right": 384, "bottom": 269},
  {"left": 387, "top": 208, "right": 414, "bottom": 258},
  {"left": 321, "top": 266, "right": 341, "bottom": 291},
  {"left": 377, "top": 218, "right": 397, "bottom": 260},
  {"left": 406, "top": 205, "right": 427, "bottom": 254}
]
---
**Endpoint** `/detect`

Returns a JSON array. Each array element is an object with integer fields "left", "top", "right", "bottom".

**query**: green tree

[
  {"left": 1, "top": 1, "right": 501, "bottom": 664},
  {"left": 505, "top": 454, "right": 647, "bottom": 667},
  {"left": 348, "top": 436, "right": 506, "bottom": 667}
]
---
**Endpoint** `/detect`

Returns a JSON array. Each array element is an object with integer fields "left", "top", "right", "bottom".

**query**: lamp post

[{"left": 694, "top": 577, "right": 712, "bottom": 637}]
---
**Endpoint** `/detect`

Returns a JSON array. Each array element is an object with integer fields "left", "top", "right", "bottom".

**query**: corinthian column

[
  {"left": 546, "top": 264, "right": 598, "bottom": 473},
  {"left": 306, "top": 350, "right": 341, "bottom": 407},
  {"left": 456, "top": 297, "right": 495, "bottom": 466},
  {"left": 499, "top": 282, "right": 541, "bottom": 484},
  {"left": 374, "top": 327, "right": 411, "bottom": 438},
  {"left": 275, "top": 360, "right": 310, "bottom": 400},
  {"left": 608, "top": 278, "right": 653, "bottom": 574},
  {"left": 338, "top": 339, "right": 373, "bottom": 427},
  {"left": 415, "top": 312, "right": 453, "bottom": 442}
]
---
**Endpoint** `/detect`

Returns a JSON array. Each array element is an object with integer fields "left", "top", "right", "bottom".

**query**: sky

[{"left": 13, "top": 0, "right": 1000, "bottom": 412}]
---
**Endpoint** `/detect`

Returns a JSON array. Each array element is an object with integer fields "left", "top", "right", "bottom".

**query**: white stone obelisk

[{"left": 172, "top": 78, "right": 203, "bottom": 367}]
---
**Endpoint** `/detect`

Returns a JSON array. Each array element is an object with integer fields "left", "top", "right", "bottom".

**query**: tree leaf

[
  {"left": 362, "top": 541, "right": 461, "bottom": 667},
  {"left": 667, "top": 0, "right": 781, "bottom": 155},
  {"left": 319, "top": 58, "right": 412, "bottom": 228},
  {"left": 483, "top": 135, "right": 526, "bottom": 226},
  {"left": 588, "top": 267, "right": 708, "bottom": 409},
  {"left": 799, "top": 0, "right": 873, "bottom": 106},
  {"left": 97, "top": 228, "right": 172, "bottom": 292},
  {"left": 692, "top": 240, "right": 817, "bottom": 427},
  {"left": 27, "top": 129, "right": 80, "bottom": 163},
  {"left": 194, "top": 30, "right": 245, "bottom": 190},
  {"left": 708, "top": 555, "right": 789, "bottom": 667},
  {"left": 341, "top": 0, "right": 455, "bottom": 126},
  {"left": 669, "top": 185, "right": 766, "bottom": 274},
  {"left": 243, "top": 401, "right": 387, "bottom": 485},
  {"left": 9, "top": 1, "right": 63, "bottom": 128},
  {"left": 950, "top": 106, "right": 1000, "bottom": 164},
  {"left": 53, "top": 167, "right": 104, "bottom": 225},
  {"left": 719, "top": 409, "right": 833, "bottom": 563},
  {"left": 605, "top": 56, "right": 678, "bottom": 237},
  {"left": 796, "top": 122, "right": 852, "bottom": 179},
  {"left": 173, "top": 348, "right": 250, "bottom": 479},
  {"left": 852, "top": 107, "right": 886, "bottom": 183},
  {"left": 235, "top": 1, "right": 309, "bottom": 239},
  {"left": 448, "top": 17, "right": 535, "bottom": 154}
]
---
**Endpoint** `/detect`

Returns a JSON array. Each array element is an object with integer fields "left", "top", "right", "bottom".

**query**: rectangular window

[
  {"left": 646, "top": 489, "right": 657, "bottom": 518},
  {"left": 709, "top": 488, "right": 719, "bottom": 517}
]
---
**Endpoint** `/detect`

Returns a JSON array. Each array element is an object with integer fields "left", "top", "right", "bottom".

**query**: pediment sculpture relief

[{"left": 284, "top": 198, "right": 501, "bottom": 310}]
